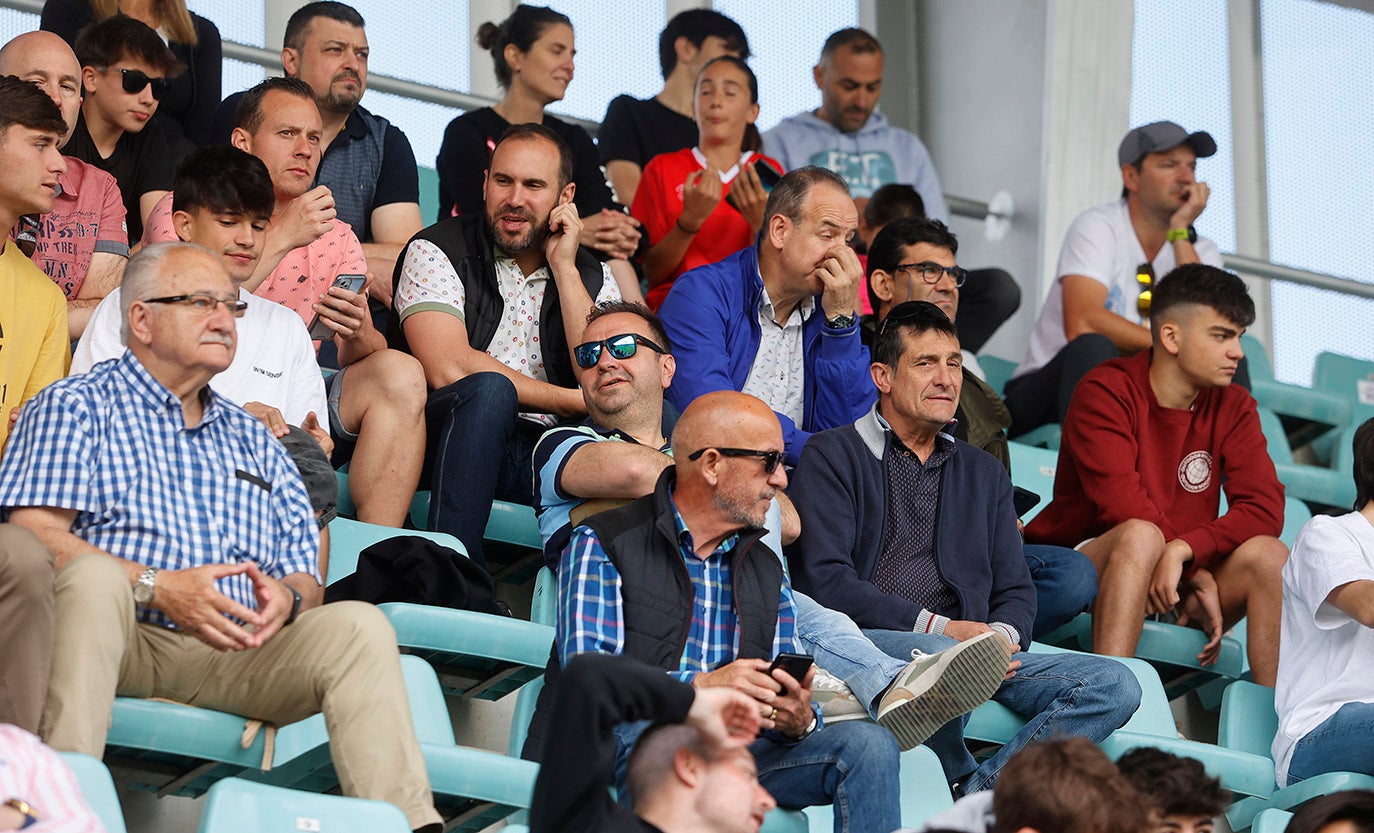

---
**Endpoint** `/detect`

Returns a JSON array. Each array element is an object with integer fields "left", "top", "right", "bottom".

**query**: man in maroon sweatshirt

[{"left": 1025, "top": 263, "right": 1286, "bottom": 685}]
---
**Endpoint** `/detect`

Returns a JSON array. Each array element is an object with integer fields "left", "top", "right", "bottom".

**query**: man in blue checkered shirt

[
  {"left": 530, "top": 389, "right": 902, "bottom": 833},
  {"left": 0, "top": 242, "right": 441, "bottom": 831}
]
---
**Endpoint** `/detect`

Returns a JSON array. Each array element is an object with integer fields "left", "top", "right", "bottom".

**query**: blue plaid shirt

[
  {"left": 0, "top": 353, "right": 320, "bottom": 628},
  {"left": 557, "top": 498, "right": 799, "bottom": 683}
]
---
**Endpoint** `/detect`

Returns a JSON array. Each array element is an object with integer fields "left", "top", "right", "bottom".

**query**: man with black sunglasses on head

[
  {"left": 66, "top": 15, "right": 183, "bottom": 244},
  {"left": 1004, "top": 121, "right": 1238, "bottom": 440}
]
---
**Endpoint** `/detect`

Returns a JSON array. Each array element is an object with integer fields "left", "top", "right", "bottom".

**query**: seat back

[
  {"left": 60, "top": 753, "right": 128, "bottom": 833},
  {"left": 1313, "top": 350, "right": 1374, "bottom": 425},
  {"left": 531, "top": 567, "right": 558, "bottom": 627},
  {"left": 1251, "top": 809, "right": 1293, "bottom": 833},
  {"left": 1256, "top": 407, "right": 1296, "bottom": 465},
  {"left": 1241, "top": 335, "right": 1276, "bottom": 382},
  {"left": 1280, "top": 497, "right": 1312, "bottom": 548},
  {"left": 979, "top": 355, "right": 1018, "bottom": 397},
  {"left": 325, "top": 516, "right": 468, "bottom": 585},
  {"left": 1007, "top": 441, "right": 1058, "bottom": 522},
  {"left": 1219, "top": 680, "right": 1279, "bottom": 758},
  {"left": 197, "top": 777, "right": 410, "bottom": 833},
  {"left": 507, "top": 676, "right": 545, "bottom": 758}
]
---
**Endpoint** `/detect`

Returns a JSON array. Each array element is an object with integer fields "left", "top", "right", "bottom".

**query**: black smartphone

[
  {"left": 307, "top": 274, "right": 366, "bottom": 340},
  {"left": 754, "top": 158, "right": 784, "bottom": 192},
  {"left": 1013, "top": 486, "right": 1042, "bottom": 518},
  {"left": 768, "top": 652, "right": 814, "bottom": 683}
]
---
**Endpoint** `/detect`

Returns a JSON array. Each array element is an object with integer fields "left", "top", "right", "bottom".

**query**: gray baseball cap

[{"left": 1118, "top": 121, "right": 1217, "bottom": 167}]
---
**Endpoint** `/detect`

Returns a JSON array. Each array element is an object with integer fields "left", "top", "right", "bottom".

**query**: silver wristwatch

[{"left": 132, "top": 567, "right": 158, "bottom": 606}]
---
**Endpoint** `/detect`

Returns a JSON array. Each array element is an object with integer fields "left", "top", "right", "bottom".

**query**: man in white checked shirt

[{"left": 0, "top": 242, "right": 441, "bottom": 831}]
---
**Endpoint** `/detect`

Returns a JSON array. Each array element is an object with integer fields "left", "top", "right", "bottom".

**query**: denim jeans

[
  {"left": 794, "top": 591, "right": 909, "bottom": 717},
  {"left": 613, "top": 717, "right": 901, "bottom": 833},
  {"left": 861, "top": 629, "right": 1139, "bottom": 795},
  {"left": 1023, "top": 544, "right": 1098, "bottom": 639},
  {"left": 1286, "top": 701, "right": 1374, "bottom": 785},
  {"left": 425, "top": 372, "right": 545, "bottom": 569}
]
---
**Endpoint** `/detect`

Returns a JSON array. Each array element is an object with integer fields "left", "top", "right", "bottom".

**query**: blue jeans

[
  {"left": 861, "top": 630, "right": 1139, "bottom": 794},
  {"left": 1024, "top": 544, "right": 1098, "bottom": 639},
  {"left": 794, "top": 591, "right": 909, "bottom": 717},
  {"left": 613, "top": 718, "right": 901, "bottom": 833},
  {"left": 1287, "top": 701, "right": 1374, "bottom": 785},
  {"left": 424, "top": 372, "right": 545, "bottom": 568}
]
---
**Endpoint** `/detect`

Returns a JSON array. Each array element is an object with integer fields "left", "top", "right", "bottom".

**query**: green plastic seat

[
  {"left": 531, "top": 567, "right": 558, "bottom": 627},
  {"left": 327, "top": 517, "right": 555, "bottom": 699},
  {"left": 60, "top": 753, "right": 127, "bottom": 833},
  {"left": 1258, "top": 407, "right": 1356, "bottom": 509},
  {"left": 1051, "top": 613, "right": 1247, "bottom": 700},
  {"left": 1007, "top": 441, "right": 1058, "bottom": 522},
  {"left": 1242, "top": 335, "right": 1352, "bottom": 435},
  {"left": 406, "top": 493, "right": 545, "bottom": 585},
  {"left": 1251, "top": 809, "right": 1293, "bottom": 833},
  {"left": 979, "top": 355, "right": 1017, "bottom": 397},
  {"left": 197, "top": 778, "right": 411, "bottom": 833},
  {"left": 1100, "top": 730, "right": 1276, "bottom": 799},
  {"left": 104, "top": 697, "right": 277, "bottom": 797}
]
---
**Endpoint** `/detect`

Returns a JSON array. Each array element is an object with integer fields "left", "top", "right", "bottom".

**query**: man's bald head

[
  {"left": 0, "top": 31, "right": 83, "bottom": 144},
  {"left": 672, "top": 392, "right": 786, "bottom": 532},
  {"left": 672, "top": 392, "right": 780, "bottom": 465}
]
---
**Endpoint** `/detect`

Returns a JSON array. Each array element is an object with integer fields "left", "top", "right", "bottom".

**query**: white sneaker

[
  {"left": 875, "top": 631, "right": 1010, "bottom": 751},
  {"left": 811, "top": 667, "right": 869, "bottom": 722}
]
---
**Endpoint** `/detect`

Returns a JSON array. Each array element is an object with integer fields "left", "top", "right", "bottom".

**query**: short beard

[
  {"left": 485, "top": 207, "right": 550, "bottom": 255},
  {"left": 712, "top": 487, "right": 771, "bottom": 531},
  {"left": 316, "top": 89, "right": 360, "bottom": 116}
]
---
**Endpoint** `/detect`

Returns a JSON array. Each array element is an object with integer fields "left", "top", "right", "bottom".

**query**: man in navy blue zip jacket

[
  {"left": 658, "top": 167, "right": 874, "bottom": 465},
  {"left": 786, "top": 300, "right": 1140, "bottom": 796}
]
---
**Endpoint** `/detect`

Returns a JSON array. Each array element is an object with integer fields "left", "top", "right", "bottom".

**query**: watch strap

[
  {"left": 5, "top": 798, "right": 39, "bottom": 829},
  {"left": 284, "top": 585, "right": 303, "bottom": 626},
  {"left": 824, "top": 311, "right": 857, "bottom": 330}
]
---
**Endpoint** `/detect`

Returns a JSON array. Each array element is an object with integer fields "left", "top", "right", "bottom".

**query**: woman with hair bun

[{"left": 436, "top": 3, "right": 643, "bottom": 300}]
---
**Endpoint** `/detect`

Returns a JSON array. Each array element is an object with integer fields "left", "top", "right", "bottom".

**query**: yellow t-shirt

[{"left": 0, "top": 241, "right": 69, "bottom": 458}]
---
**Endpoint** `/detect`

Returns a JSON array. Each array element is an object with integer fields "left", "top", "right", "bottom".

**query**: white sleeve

[
  {"left": 394, "top": 238, "right": 465, "bottom": 321},
  {"left": 1055, "top": 210, "right": 1117, "bottom": 286},
  {"left": 1288, "top": 518, "right": 1374, "bottom": 630},
  {"left": 594, "top": 263, "right": 622, "bottom": 303},
  {"left": 69, "top": 290, "right": 126, "bottom": 375},
  {"left": 283, "top": 318, "right": 329, "bottom": 436},
  {"left": 1196, "top": 236, "right": 1225, "bottom": 268}
]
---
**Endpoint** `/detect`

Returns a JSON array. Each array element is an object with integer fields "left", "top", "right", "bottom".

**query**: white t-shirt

[
  {"left": 1014, "top": 199, "right": 1223, "bottom": 378},
  {"left": 71, "top": 287, "right": 328, "bottom": 433},
  {"left": 1272, "top": 511, "right": 1374, "bottom": 784}
]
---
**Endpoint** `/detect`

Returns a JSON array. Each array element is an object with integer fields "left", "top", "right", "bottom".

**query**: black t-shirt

[
  {"left": 597, "top": 95, "right": 698, "bottom": 168},
  {"left": 64, "top": 112, "right": 173, "bottom": 244}
]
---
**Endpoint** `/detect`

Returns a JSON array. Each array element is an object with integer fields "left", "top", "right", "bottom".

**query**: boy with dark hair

[
  {"left": 599, "top": 9, "right": 751, "bottom": 205},
  {"left": 1117, "top": 747, "right": 1228, "bottom": 833},
  {"left": 67, "top": 15, "right": 183, "bottom": 243},
  {"left": 1026, "top": 264, "right": 1287, "bottom": 684},
  {"left": 857, "top": 183, "right": 924, "bottom": 252}
]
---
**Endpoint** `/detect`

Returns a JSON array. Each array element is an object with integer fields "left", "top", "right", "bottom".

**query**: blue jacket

[
  {"left": 659, "top": 246, "right": 876, "bottom": 464},
  {"left": 784, "top": 407, "right": 1036, "bottom": 649}
]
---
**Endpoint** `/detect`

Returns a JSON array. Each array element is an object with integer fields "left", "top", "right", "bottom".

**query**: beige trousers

[
  {"left": 41, "top": 554, "right": 440, "bottom": 829},
  {"left": 0, "top": 523, "right": 55, "bottom": 733}
]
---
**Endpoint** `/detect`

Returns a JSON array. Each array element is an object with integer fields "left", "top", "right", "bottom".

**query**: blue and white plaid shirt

[
  {"left": 557, "top": 497, "right": 799, "bottom": 683},
  {"left": 0, "top": 353, "right": 320, "bottom": 628}
]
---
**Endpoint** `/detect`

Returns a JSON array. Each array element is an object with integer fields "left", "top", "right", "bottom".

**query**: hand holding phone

[
  {"left": 307, "top": 274, "right": 366, "bottom": 340},
  {"left": 768, "top": 652, "right": 814, "bottom": 687}
]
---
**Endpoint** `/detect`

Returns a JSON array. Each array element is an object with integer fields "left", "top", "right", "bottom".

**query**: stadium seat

[
  {"left": 1258, "top": 407, "right": 1356, "bottom": 509},
  {"left": 1100, "top": 730, "right": 1276, "bottom": 799},
  {"left": 60, "top": 753, "right": 127, "bottom": 833},
  {"left": 531, "top": 567, "right": 558, "bottom": 627},
  {"left": 1241, "top": 335, "right": 1352, "bottom": 446},
  {"left": 406, "top": 491, "right": 545, "bottom": 585},
  {"left": 979, "top": 355, "right": 1017, "bottom": 397},
  {"left": 1250, "top": 809, "right": 1293, "bottom": 833},
  {"left": 801, "top": 744, "right": 953, "bottom": 832},
  {"left": 197, "top": 778, "right": 410, "bottom": 833},
  {"left": 1007, "top": 441, "right": 1058, "bottom": 522},
  {"left": 327, "top": 517, "right": 555, "bottom": 699},
  {"left": 418, "top": 165, "right": 441, "bottom": 224}
]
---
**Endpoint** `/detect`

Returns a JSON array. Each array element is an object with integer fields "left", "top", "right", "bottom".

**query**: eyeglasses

[
  {"left": 144, "top": 294, "right": 248, "bottom": 318},
  {"left": 108, "top": 68, "right": 170, "bottom": 100},
  {"left": 687, "top": 447, "right": 784, "bottom": 474},
  {"left": 573, "top": 333, "right": 667, "bottom": 369},
  {"left": 1136, "top": 262, "right": 1155, "bottom": 318},
  {"left": 895, "top": 261, "right": 968, "bottom": 287}
]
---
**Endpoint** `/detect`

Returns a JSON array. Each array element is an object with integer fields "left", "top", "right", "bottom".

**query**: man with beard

[
  {"left": 658, "top": 166, "right": 873, "bottom": 465},
  {"left": 392, "top": 123, "right": 619, "bottom": 568}
]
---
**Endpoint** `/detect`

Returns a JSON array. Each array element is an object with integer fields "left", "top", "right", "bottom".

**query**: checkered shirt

[
  {"left": 557, "top": 499, "right": 799, "bottom": 683},
  {"left": 0, "top": 353, "right": 320, "bottom": 628}
]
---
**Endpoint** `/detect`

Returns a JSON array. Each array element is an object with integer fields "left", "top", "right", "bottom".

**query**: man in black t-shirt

[
  {"left": 598, "top": 10, "right": 750, "bottom": 206},
  {"left": 67, "top": 16, "right": 182, "bottom": 244}
]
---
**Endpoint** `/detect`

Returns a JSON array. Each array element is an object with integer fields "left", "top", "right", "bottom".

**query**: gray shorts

[{"left": 324, "top": 366, "right": 361, "bottom": 443}]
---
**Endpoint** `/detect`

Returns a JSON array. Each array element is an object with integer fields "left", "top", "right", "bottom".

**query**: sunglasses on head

[
  {"left": 1136, "top": 262, "right": 1155, "bottom": 318},
  {"left": 111, "top": 68, "right": 170, "bottom": 100},
  {"left": 573, "top": 333, "right": 667, "bottom": 369},
  {"left": 687, "top": 447, "right": 784, "bottom": 474}
]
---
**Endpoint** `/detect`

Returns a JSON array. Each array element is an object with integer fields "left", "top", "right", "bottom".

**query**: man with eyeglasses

[
  {"left": 1025, "top": 265, "right": 1285, "bottom": 686},
  {"left": 393, "top": 123, "right": 619, "bottom": 569},
  {"left": 528, "top": 389, "right": 906, "bottom": 832},
  {"left": 659, "top": 166, "right": 873, "bottom": 466},
  {"left": 65, "top": 15, "right": 182, "bottom": 244},
  {"left": 788, "top": 300, "right": 1140, "bottom": 796},
  {"left": 0, "top": 241, "right": 441, "bottom": 830},
  {"left": 1005, "top": 121, "right": 1231, "bottom": 439},
  {"left": 0, "top": 32, "right": 129, "bottom": 341},
  {"left": 863, "top": 218, "right": 1097, "bottom": 641}
]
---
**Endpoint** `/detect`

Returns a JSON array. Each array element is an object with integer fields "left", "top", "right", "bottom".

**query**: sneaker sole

[{"left": 876, "top": 632, "right": 1008, "bottom": 751}]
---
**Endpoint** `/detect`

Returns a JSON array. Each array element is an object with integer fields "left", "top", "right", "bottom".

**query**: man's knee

[
  {"left": 1105, "top": 519, "right": 1166, "bottom": 567},
  {"left": 430, "top": 372, "right": 518, "bottom": 428},
  {"left": 1231, "top": 536, "right": 1289, "bottom": 584},
  {"left": 347, "top": 350, "right": 427, "bottom": 408},
  {"left": 0, "top": 524, "right": 55, "bottom": 596},
  {"left": 1063, "top": 333, "right": 1117, "bottom": 364},
  {"left": 826, "top": 720, "right": 900, "bottom": 771},
  {"left": 297, "top": 600, "right": 398, "bottom": 655},
  {"left": 55, "top": 554, "right": 131, "bottom": 609}
]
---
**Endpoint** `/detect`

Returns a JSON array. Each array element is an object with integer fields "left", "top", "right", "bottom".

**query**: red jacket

[{"left": 1024, "top": 350, "right": 1283, "bottom": 576}]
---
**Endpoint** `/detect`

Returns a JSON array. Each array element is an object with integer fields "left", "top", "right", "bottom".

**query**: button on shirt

[
  {"left": 0, "top": 352, "right": 320, "bottom": 628},
  {"left": 742, "top": 284, "right": 811, "bottom": 427},
  {"left": 873, "top": 431, "right": 960, "bottom": 625}
]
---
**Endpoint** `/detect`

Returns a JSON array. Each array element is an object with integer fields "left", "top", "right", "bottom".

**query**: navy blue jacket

[
  {"left": 658, "top": 246, "right": 876, "bottom": 465},
  {"left": 785, "top": 407, "right": 1036, "bottom": 649}
]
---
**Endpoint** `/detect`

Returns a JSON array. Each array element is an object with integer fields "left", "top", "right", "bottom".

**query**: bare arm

[
  {"left": 66, "top": 252, "right": 126, "bottom": 339},
  {"left": 1060, "top": 274, "right": 1150, "bottom": 353},
  {"left": 403, "top": 311, "right": 585, "bottom": 416},
  {"left": 1327, "top": 579, "right": 1374, "bottom": 628},
  {"left": 775, "top": 491, "right": 801, "bottom": 546},
  {"left": 360, "top": 202, "right": 424, "bottom": 307},
  {"left": 605, "top": 160, "right": 643, "bottom": 207},
  {"left": 559, "top": 441, "right": 671, "bottom": 499},
  {"left": 138, "top": 190, "right": 170, "bottom": 240}
]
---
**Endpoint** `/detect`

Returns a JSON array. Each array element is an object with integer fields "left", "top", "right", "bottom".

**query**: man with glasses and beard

[{"left": 392, "top": 123, "right": 619, "bottom": 569}]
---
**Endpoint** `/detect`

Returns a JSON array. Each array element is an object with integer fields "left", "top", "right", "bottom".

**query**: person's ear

[
  {"left": 672, "top": 747, "right": 704, "bottom": 788},
  {"left": 559, "top": 181, "right": 576, "bottom": 206},
  {"left": 503, "top": 43, "right": 524, "bottom": 75},
  {"left": 871, "top": 361, "right": 893, "bottom": 394},
  {"left": 230, "top": 127, "right": 252, "bottom": 154},
  {"left": 1157, "top": 318, "right": 1183, "bottom": 357},
  {"left": 812, "top": 62, "right": 824, "bottom": 91},
  {"left": 80, "top": 65, "right": 100, "bottom": 94},
  {"left": 1121, "top": 163, "right": 1140, "bottom": 194},
  {"left": 280, "top": 47, "right": 300, "bottom": 78},
  {"left": 870, "top": 269, "right": 896, "bottom": 304},
  {"left": 767, "top": 213, "right": 790, "bottom": 251},
  {"left": 127, "top": 301, "right": 156, "bottom": 347},
  {"left": 659, "top": 353, "right": 677, "bottom": 390},
  {"left": 171, "top": 210, "right": 196, "bottom": 243}
]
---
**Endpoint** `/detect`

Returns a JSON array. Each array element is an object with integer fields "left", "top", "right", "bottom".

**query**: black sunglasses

[
  {"left": 1136, "top": 262, "right": 1155, "bottom": 318},
  {"left": 112, "top": 68, "right": 170, "bottom": 100},
  {"left": 573, "top": 333, "right": 667, "bottom": 369},
  {"left": 687, "top": 447, "right": 783, "bottom": 474},
  {"left": 144, "top": 293, "right": 248, "bottom": 317}
]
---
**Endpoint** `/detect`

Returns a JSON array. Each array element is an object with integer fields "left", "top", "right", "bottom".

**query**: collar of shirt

[
  {"left": 756, "top": 281, "right": 814, "bottom": 330},
  {"left": 671, "top": 499, "right": 740, "bottom": 562},
  {"left": 691, "top": 147, "right": 757, "bottom": 183},
  {"left": 56, "top": 157, "right": 82, "bottom": 199},
  {"left": 873, "top": 407, "right": 959, "bottom": 451},
  {"left": 494, "top": 251, "right": 551, "bottom": 285},
  {"left": 115, "top": 351, "right": 225, "bottom": 428}
]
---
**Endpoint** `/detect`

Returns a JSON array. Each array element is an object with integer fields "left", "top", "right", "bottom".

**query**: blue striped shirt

[
  {"left": 557, "top": 496, "right": 799, "bottom": 682},
  {"left": 0, "top": 353, "right": 320, "bottom": 628}
]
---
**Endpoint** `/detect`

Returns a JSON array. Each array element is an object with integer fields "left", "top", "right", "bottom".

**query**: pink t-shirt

[
  {"left": 142, "top": 192, "right": 367, "bottom": 327},
  {"left": 11, "top": 157, "right": 128, "bottom": 298}
]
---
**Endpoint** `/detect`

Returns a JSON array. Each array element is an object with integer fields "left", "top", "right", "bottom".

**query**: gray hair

[{"left": 120, "top": 241, "right": 218, "bottom": 344}]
